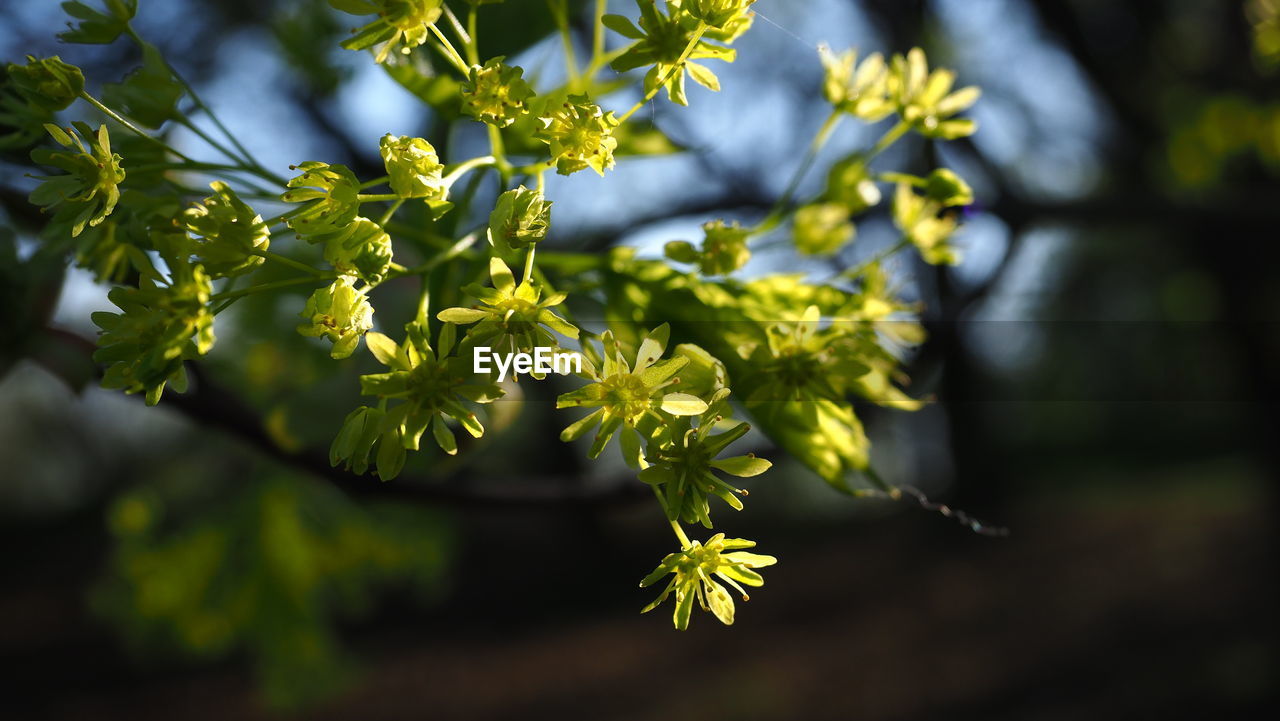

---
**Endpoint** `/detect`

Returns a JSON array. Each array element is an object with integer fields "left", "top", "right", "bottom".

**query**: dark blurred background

[{"left": 1, "top": 0, "right": 1278, "bottom": 718}]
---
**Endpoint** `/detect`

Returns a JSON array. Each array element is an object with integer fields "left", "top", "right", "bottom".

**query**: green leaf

[
  {"left": 58, "top": 0, "right": 136, "bottom": 44},
  {"left": 619, "top": 425, "right": 643, "bottom": 468},
  {"left": 101, "top": 44, "right": 184, "bottom": 128}
]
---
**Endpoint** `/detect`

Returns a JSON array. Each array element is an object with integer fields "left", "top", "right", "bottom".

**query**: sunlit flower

[
  {"left": 535, "top": 94, "right": 619, "bottom": 176},
  {"left": 639, "top": 533, "right": 777, "bottom": 630},
  {"left": 461, "top": 57, "right": 536, "bottom": 128},
  {"left": 28, "top": 122, "right": 125, "bottom": 237},
  {"left": 297, "top": 277, "right": 375, "bottom": 359}
]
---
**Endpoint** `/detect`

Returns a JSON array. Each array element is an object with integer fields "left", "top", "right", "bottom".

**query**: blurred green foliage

[{"left": 94, "top": 475, "right": 449, "bottom": 707}]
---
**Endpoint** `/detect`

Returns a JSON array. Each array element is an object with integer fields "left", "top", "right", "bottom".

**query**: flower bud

[
  {"left": 6, "top": 55, "right": 84, "bottom": 111},
  {"left": 685, "top": 0, "right": 756, "bottom": 29},
  {"left": 319, "top": 217, "right": 393, "bottom": 284},
  {"left": 924, "top": 168, "right": 973, "bottom": 207},
  {"left": 379, "top": 134, "right": 446, "bottom": 200},
  {"left": 826, "top": 157, "right": 882, "bottom": 214},
  {"left": 698, "top": 220, "right": 750, "bottom": 275},
  {"left": 663, "top": 240, "right": 701, "bottom": 265},
  {"left": 793, "top": 203, "right": 854, "bottom": 256},
  {"left": 488, "top": 186, "right": 551, "bottom": 251},
  {"left": 179, "top": 181, "right": 270, "bottom": 278},
  {"left": 282, "top": 162, "right": 361, "bottom": 235}
]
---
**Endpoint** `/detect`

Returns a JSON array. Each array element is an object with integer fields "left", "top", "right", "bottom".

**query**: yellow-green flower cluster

[
  {"left": 535, "top": 95, "right": 619, "bottom": 176},
  {"left": 92, "top": 253, "right": 215, "bottom": 406},
  {"left": 683, "top": 0, "right": 756, "bottom": 29},
  {"left": 793, "top": 202, "right": 854, "bottom": 256},
  {"left": 318, "top": 217, "right": 394, "bottom": 284},
  {"left": 28, "top": 122, "right": 125, "bottom": 237},
  {"left": 892, "top": 168, "right": 973, "bottom": 266},
  {"left": 351, "top": 324, "right": 504, "bottom": 478},
  {"left": 664, "top": 219, "right": 751, "bottom": 275},
  {"left": 640, "top": 389, "right": 770, "bottom": 528},
  {"left": 819, "top": 45, "right": 893, "bottom": 121},
  {"left": 557, "top": 324, "right": 707, "bottom": 466},
  {"left": 640, "top": 533, "right": 777, "bottom": 630},
  {"left": 437, "top": 258, "right": 578, "bottom": 359},
  {"left": 282, "top": 161, "right": 361, "bottom": 235},
  {"left": 889, "top": 47, "right": 980, "bottom": 139},
  {"left": 298, "top": 277, "right": 375, "bottom": 359},
  {"left": 380, "top": 134, "right": 446, "bottom": 199},
  {"left": 330, "top": 0, "right": 445, "bottom": 64},
  {"left": 179, "top": 181, "right": 269, "bottom": 278},
  {"left": 606, "top": 1, "right": 743, "bottom": 106},
  {"left": 460, "top": 57, "right": 535, "bottom": 128}
]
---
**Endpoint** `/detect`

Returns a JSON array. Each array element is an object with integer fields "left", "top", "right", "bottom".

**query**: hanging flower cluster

[{"left": 15, "top": 0, "right": 984, "bottom": 639}]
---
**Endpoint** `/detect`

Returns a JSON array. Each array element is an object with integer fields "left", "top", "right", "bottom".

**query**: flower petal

[
  {"left": 710, "top": 455, "right": 772, "bottom": 477},
  {"left": 661, "top": 392, "right": 708, "bottom": 416}
]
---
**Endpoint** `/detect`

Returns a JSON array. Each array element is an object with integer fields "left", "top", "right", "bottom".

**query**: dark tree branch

[{"left": 32, "top": 328, "right": 652, "bottom": 510}]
